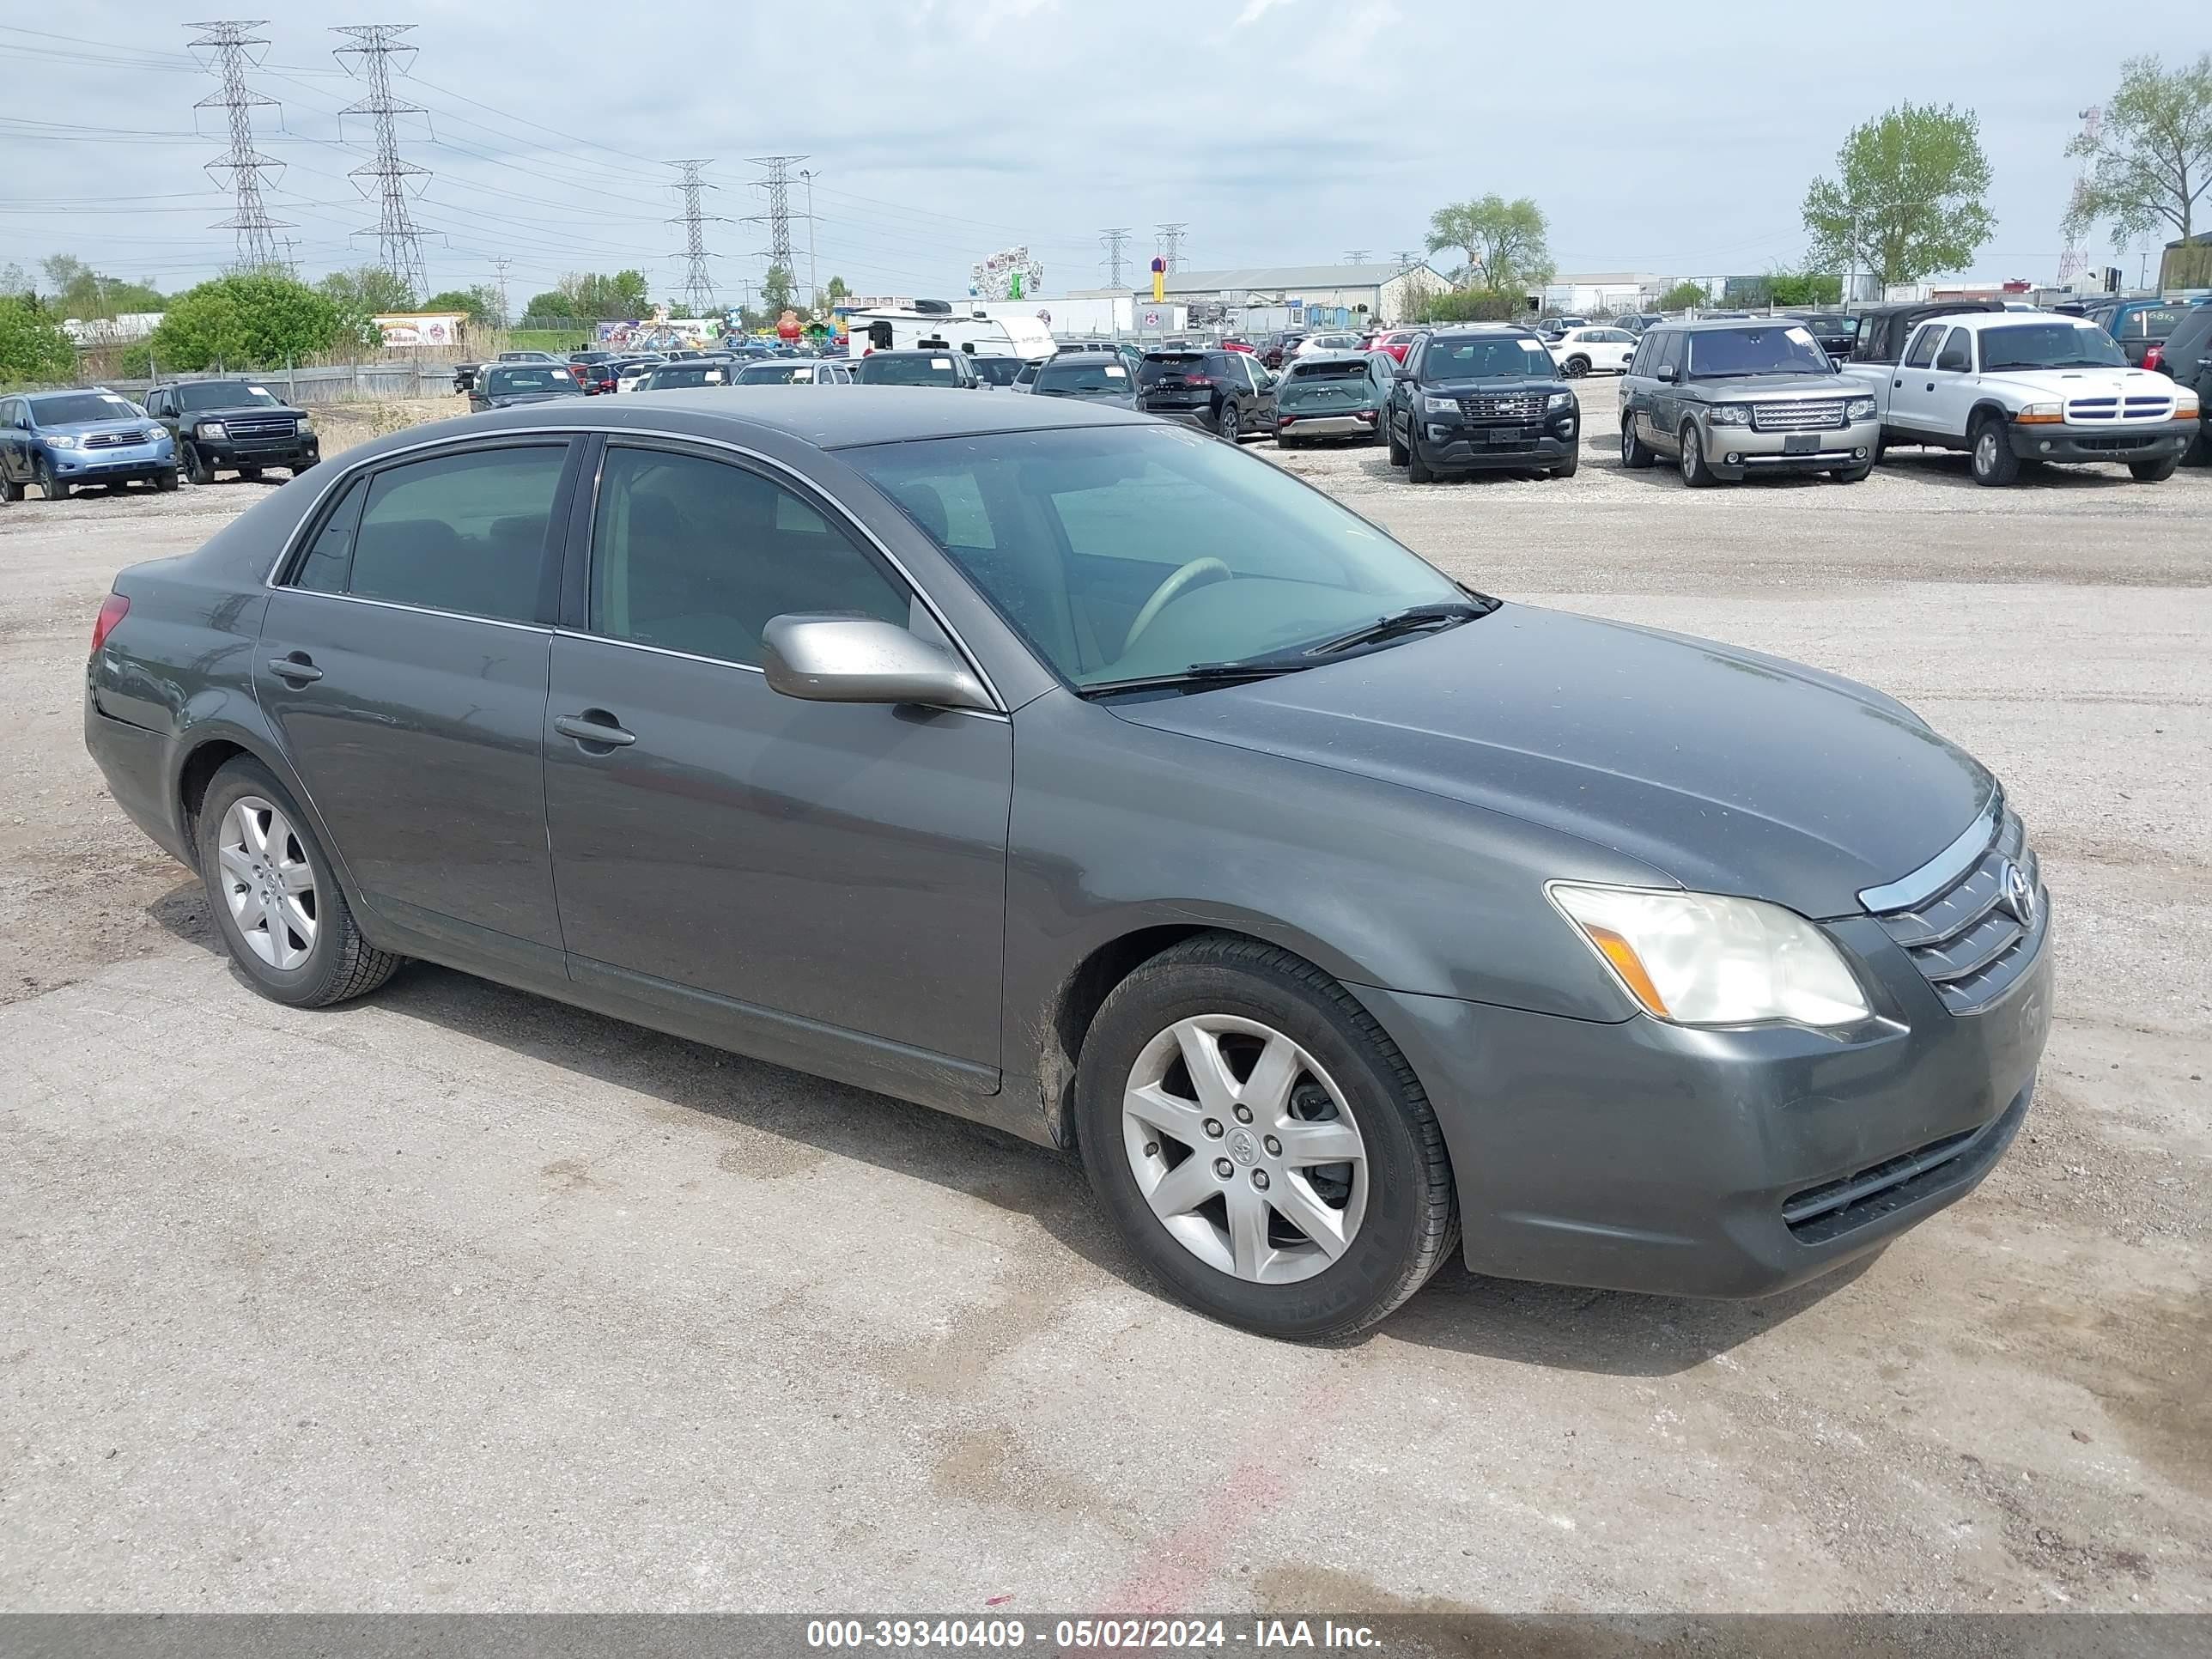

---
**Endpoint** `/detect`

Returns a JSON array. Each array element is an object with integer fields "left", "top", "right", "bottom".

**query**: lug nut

[
  {"left": 1212, "top": 1158, "right": 1233, "bottom": 1178},
  {"left": 1251, "top": 1170, "right": 1270, "bottom": 1190},
  {"left": 1264, "top": 1134, "right": 1281, "bottom": 1156},
  {"left": 1203, "top": 1118, "right": 1224, "bottom": 1139},
  {"left": 1143, "top": 1141, "right": 1159, "bottom": 1158},
  {"left": 1232, "top": 1104, "right": 1254, "bottom": 1124}
]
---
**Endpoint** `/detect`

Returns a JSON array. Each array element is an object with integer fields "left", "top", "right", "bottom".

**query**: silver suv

[{"left": 1620, "top": 319, "right": 1880, "bottom": 485}]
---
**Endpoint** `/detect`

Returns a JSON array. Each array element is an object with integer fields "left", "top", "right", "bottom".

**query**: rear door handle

[
  {"left": 268, "top": 655, "right": 323, "bottom": 683},
  {"left": 555, "top": 713, "right": 636, "bottom": 747}
]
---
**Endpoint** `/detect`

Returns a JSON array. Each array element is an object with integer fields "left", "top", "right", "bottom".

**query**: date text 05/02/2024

[{"left": 804, "top": 1618, "right": 1384, "bottom": 1650}]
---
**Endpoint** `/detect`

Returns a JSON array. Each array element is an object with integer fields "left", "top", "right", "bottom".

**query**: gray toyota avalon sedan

[{"left": 82, "top": 389, "right": 2051, "bottom": 1340}]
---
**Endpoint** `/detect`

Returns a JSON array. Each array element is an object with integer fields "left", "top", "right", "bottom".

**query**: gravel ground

[{"left": 0, "top": 388, "right": 2205, "bottom": 1616}]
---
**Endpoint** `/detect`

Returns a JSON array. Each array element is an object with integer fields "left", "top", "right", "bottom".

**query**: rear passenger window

[
  {"left": 589, "top": 446, "right": 911, "bottom": 667},
  {"left": 337, "top": 446, "right": 567, "bottom": 624},
  {"left": 1904, "top": 325, "right": 1944, "bottom": 369},
  {"left": 294, "top": 476, "right": 367, "bottom": 594}
]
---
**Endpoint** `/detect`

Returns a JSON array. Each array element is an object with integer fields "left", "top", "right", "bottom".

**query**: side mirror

[
  {"left": 1656, "top": 365, "right": 1679, "bottom": 383},
  {"left": 760, "top": 616, "right": 994, "bottom": 712}
]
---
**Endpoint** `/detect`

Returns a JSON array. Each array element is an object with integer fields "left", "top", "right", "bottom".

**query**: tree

[
  {"left": 423, "top": 286, "right": 501, "bottom": 325},
  {"left": 1411, "top": 289, "right": 1525, "bottom": 324},
  {"left": 823, "top": 275, "right": 850, "bottom": 309},
  {"left": 520, "top": 289, "right": 570, "bottom": 326},
  {"left": 1657, "top": 280, "right": 1710, "bottom": 311},
  {"left": 2066, "top": 53, "right": 2212, "bottom": 246},
  {"left": 148, "top": 275, "right": 343, "bottom": 371},
  {"left": 1802, "top": 103, "right": 1995, "bottom": 289},
  {"left": 1425, "top": 196, "right": 1553, "bottom": 294},
  {"left": 319, "top": 266, "right": 416, "bottom": 345},
  {"left": 759, "top": 264, "right": 795, "bottom": 314},
  {"left": 1767, "top": 270, "right": 1844, "bottom": 307},
  {"left": 26, "top": 254, "right": 162, "bottom": 319},
  {"left": 0, "top": 296, "right": 76, "bottom": 385}
]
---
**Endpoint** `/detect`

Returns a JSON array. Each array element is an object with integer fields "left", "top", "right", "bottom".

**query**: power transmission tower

[
  {"left": 331, "top": 23, "right": 430, "bottom": 300},
  {"left": 186, "top": 21, "right": 290, "bottom": 272},
  {"left": 798, "top": 167, "right": 820, "bottom": 308},
  {"left": 2057, "top": 106, "right": 2101, "bottom": 286},
  {"left": 747, "top": 155, "right": 807, "bottom": 304},
  {"left": 491, "top": 256, "right": 513, "bottom": 326},
  {"left": 1156, "top": 222, "right": 1188, "bottom": 273},
  {"left": 1344, "top": 249, "right": 1369, "bottom": 264},
  {"left": 665, "top": 160, "right": 724, "bottom": 318},
  {"left": 1100, "top": 227, "right": 1132, "bottom": 288},
  {"left": 1393, "top": 249, "right": 1419, "bottom": 269}
]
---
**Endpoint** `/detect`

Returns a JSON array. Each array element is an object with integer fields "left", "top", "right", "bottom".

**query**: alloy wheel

[
  {"left": 1974, "top": 429, "right": 1997, "bottom": 477},
  {"left": 1680, "top": 434, "right": 1698, "bottom": 483},
  {"left": 1120, "top": 1014, "right": 1369, "bottom": 1284},
  {"left": 216, "top": 795, "right": 319, "bottom": 970}
]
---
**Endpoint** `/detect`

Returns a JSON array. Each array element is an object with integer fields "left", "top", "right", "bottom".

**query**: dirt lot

[{"left": 1, "top": 389, "right": 2205, "bottom": 1614}]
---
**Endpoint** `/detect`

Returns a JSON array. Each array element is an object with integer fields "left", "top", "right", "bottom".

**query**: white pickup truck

[{"left": 1842, "top": 308, "right": 2199, "bottom": 485}]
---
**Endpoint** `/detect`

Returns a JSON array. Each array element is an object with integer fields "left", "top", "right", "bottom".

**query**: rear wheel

[
  {"left": 196, "top": 757, "right": 403, "bottom": 1009},
  {"left": 2128, "top": 453, "right": 2179, "bottom": 483},
  {"left": 1677, "top": 422, "right": 1716, "bottom": 487},
  {"left": 1969, "top": 415, "right": 2020, "bottom": 486},
  {"left": 1563, "top": 355, "right": 1589, "bottom": 378},
  {"left": 0, "top": 471, "right": 21, "bottom": 503},
  {"left": 1075, "top": 934, "right": 1457, "bottom": 1340},
  {"left": 1218, "top": 403, "right": 1243, "bottom": 442},
  {"left": 37, "top": 457, "right": 70, "bottom": 501}
]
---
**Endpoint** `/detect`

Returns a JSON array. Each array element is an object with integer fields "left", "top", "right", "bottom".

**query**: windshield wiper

[
  {"left": 1077, "top": 659, "right": 1318, "bottom": 699},
  {"left": 1304, "top": 599, "right": 1491, "bottom": 656},
  {"left": 1079, "top": 599, "right": 1497, "bottom": 699}
]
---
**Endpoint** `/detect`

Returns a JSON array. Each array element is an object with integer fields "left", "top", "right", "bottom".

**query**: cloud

[{"left": 1233, "top": 0, "right": 1293, "bottom": 24}]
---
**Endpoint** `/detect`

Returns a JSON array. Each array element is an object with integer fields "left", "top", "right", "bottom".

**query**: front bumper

[
  {"left": 191, "top": 430, "right": 319, "bottom": 469},
  {"left": 1699, "top": 416, "right": 1881, "bottom": 477},
  {"left": 1420, "top": 421, "right": 1579, "bottom": 469},
  {"left": 45, "top": 439, "right": 174, "bottom": 481},
  {"left": 2007, "top": 416, "right": 2196, "bottom": 463},
  {"left": 1355, "top": 913, "right": 2052, "bottom": 1298}
]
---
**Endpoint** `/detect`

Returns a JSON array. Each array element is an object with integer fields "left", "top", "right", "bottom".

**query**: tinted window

[
  {"left": 1137, "top": 353, "right": 1210, "bottom": 386},
  {"left": 344, "top": 446, "right": 568, "bottom": 623},
  {"left": 484, "top": 366, "right": 578, "bottom": 396},
  {"left": 2121, "top": 307, "right": 2185, "bottom": 338},
  {"left": 857, "top": 354, "right": 964, "bottom": 386},
  {"left": 1035, "top": 358, "right": 1133, "bottom": 394},
  {"left": 971, "top": 357, "right": 1026, "bottom": 386},
  {"left": 1903, "top": 325, "right": 1944, "bottom": 369},
  {"left": 1685, "top": 325, "right": 1832, "bottom": 377},
  {"left": 1978, "top": 323, "right": 2127, "bottom": 372},
  {"left": 1936, "top": 329, "right": 1973, "bottom": 372},
  {"left": 293, "top": 476, "right": 367, "bottom": 595},
  {"left": 1422, "top": 335, "right": 1554, "bottom": 380},
  {"left": 27, "top": 392, "right": 139, "bottom": 425},
  {"left": 1654, "top": 332, "right": 1684, "bottom": 377},
  {"left": 178, "top": 381, "right": 282, "bottom": 411},
  {"left": 589, "top": 447, "right": 910, "bottom": 667}
]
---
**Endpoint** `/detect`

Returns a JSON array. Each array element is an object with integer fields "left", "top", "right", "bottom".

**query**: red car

[
  {"left": 1369, "top": 329, "right": 1420, "bottom": 364},
  {"left": 568, "top": 352, "right": 620, "bottom": 396},
  {"left": 1218, "top": 337, "right": 1255, "bottom": 354}
]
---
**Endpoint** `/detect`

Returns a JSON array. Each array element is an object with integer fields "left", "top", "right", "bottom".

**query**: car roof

[
  {"left": 1286, "top": 349, "right": 1372, "bottom": 366},
  {"left": 1660, "top": 317, "right": 1820, "bottom": 332},
  {"left": 1430, "top": 324, "right": 1540, "bottom": 337}
]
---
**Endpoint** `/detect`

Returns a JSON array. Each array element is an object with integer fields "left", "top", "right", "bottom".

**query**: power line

[
  {"left": 1344, "top": 249, "right": 1369, "bottom": 264},
  {"left": 185, "top": 21, "right": 290, "bottom": 271},
  {"left": 1393, "top": 249, "right": 1419, "bottom": 270},
  {"left": 747, "top": 155, "right": 806, "bottom": 300},
  {"left": 1156, "top": 222, "right": 1187, "bottom": 274},
  {"left": 1100, "top": 226, "right": 1131, "bottom": 288},
  {"left": 331, "top": 22, "right": 429, "bottom": 298},
  {"left": 666, "top": 159, "right": 723, "bottom": 317}
]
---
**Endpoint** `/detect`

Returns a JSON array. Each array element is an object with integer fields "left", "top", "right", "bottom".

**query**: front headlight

[
  {"left": 2176, "top": 392, "right": 2201, "bottom": 419},
  {"left": 46, "top": 434, "right": 80, "bottom": 449},
  {"left": 295, "top": 414, "right": 314, "bottom": 434},
  {"left": 197, "top": 421, "right": 228, "bottom": 441},
  {"left": 1421, "top": 393, "right": 1462, "bottom": 415},
  {"left": 1547, "top": 391, "right": 1573, "bottom": 410},
  {"left": 1548, "top": 883, "right": 1871, "bottom": 1029},
  {"left": 1707, "top": 404, "right": 1751, "bottom": 427},
  {"left": 1845, "top": 397, "right": 1876, "bottom": 421},
  {"left": 2015, "top": 402, "right": 2063, "bottom": 425}
]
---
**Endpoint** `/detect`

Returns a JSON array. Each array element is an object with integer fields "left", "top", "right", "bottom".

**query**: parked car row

[{"left": 1, "top": 377, "right": 319, "bottom": 501}]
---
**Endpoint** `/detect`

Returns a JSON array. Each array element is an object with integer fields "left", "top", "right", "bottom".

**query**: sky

[{"left": 2, "top": 0, "right": 2199, "bottom": 311}]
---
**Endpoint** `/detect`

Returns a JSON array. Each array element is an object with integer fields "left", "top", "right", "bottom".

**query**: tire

[
  {"left": 182, "top": 443, "right": 215, "bottom": 486},
  {"left": 38, "top": 457, "right": 71, "bottom": 501},
  {"left": 1405, "top": 423, "right": 1435, "bottom": 484},
  {"left": 2128, "top": 454, "right": 2179, "bottom": 483},
  {"left": 0, "top": 471, "right": 21, "bottom": 503},
  {"left": 1551, "top": 453, "right": 1580, "bottom": 478},
  {"left": 1677, "top": 422, "right": 1716, "bottom": 487},
  {"left": 1620, "top": 418, "right": 1656, "bottom": 470},
  {"left": 1969, "top": 415, "right": 2020, "bottom": 486},
  {"left": 195, "top": 757, "right": 404, "bottom": 1010},
  {"left": 1074, "top": 933, "right": 1457, "bottom": 1340},
  {"left": 290, "top": 459, "right": 317, "bottom": 476},
  {"left": 154, "top": 468, "right": 179, "bottom": 492},
  {"left": 1218, "top": 403, "right": 1242, "bottom": 443},
  {"left": 1276, "top": 434, "right": 1301, "bottom": 450},
  {"left": 238, "top": 465, "right": 264, "bottom": 482},
  {"left": 1563, "top": 356, "right": 1589, "bottom": 378},
  {"left": 1830, "top": 463, "right": 1873, "bottom": 483},
  {"left": 1386, "top": 415, "right": 1408, "bottom": 466}
]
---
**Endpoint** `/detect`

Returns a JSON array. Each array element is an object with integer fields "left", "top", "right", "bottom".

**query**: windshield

[
  {"left": 488, "top": 367, "right": 579, "bottom": 394},
  {"left": 1136, "top": 354, "right": 1210, "bottom": 386},
  {"left": 1422, "top": 336, "right": 1553, "bottom": 380},
  {"left": 2119, "top": 307, "right": 2185, "bottom": 338},
  {"left": 737, "top": 363, "right": 810, "bottom": 384},
  {"left": 176, "top": 381, "right": 282, "bottom": 411},
  {"left": 1685, "top": 325, "right": 1833, "bottom": 378},
  {"left": 847, "top": 425, "right": 1464, "bottom": 688},
  {"left": 1978, "top": 323, "right": 2128, "bottom": 371},
  {"left": 27, "top": 392, "right": 142, "bottom": 425},
  {"left": 645, "top": 365, "right": 726, "bottom": 387},
  {"left": 1035, "top": 359, "right": 1132, "bottom": 395},
  {"left": 859, "top": 355, "right": 962, "bottom": 386},
  {"left": 971, "top": 358, "right": 1026, "bottom": 386},
  {"left": 1279, "top": 360, "right": 1376, "bottom": 404}
]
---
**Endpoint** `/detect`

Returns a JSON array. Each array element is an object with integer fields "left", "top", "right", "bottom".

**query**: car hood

[
  {"left": 1419, "top": 376, "right": 1568, "bottom": 396},
  {"left": 1109, "top": 605, "right": 1992, "bottom": 919},
  {"left": 1683, "top": 372, "right": 1863, "bottom": 399},
  {"left": 39, "top": 416, "right": 158, "bottom": 439},
  {"left": 484, "top": 391, "right": 582, "bottom": 405},
  {"left": 1975, "top": 366, "right": 2171, "bottom": 400}
]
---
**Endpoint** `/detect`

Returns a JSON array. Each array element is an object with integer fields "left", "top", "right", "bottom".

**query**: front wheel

[
  {"left": 154, "top": 468, "right": 179, "bottom": 492},
  {"left": 2128, "top": 454, "right": 2179, "bottom": 483},
  {"left": 1969, "top": 416, "right": 2020, "bottom": 486},
  {"left": 1075, "top": 934, "right": 1457, "bottom": 1340},
  {"left": 1405, "top": 423, "right": 1435, "bottom": 483},
  {"left": 196, "top": 758, "right": 404, "bottom": 1009},
  {"left": 1551, "top": 453, "right": 1580, "bottom": 478},
  {"left": 182, "top": 443, "right": 215, "bottom": 486},
  {"left": 1386, "top": 415, "right": 1408, "bottom": 466},
  {"left": 37, "top": 457, "right": 70, "bottom": 501},
  {"left": 1677, "top": 422, "right": 1716, "bottom": 487},
  {"left": 1830, "top": 463, "right": 1873, "bottom": 483},
  {"left": 237, "top": 465, "right": 264, "bottom": 482}
]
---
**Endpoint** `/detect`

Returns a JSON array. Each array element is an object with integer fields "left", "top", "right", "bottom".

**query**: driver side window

[{"left": 1935, "top": 329, "right": 1973, "bottom": 373}]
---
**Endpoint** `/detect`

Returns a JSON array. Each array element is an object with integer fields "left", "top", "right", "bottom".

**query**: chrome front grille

[
  {"left": 1749, "top": 399, "right": 1844, "bottom": 432},
  {"left": 1460, "top": 394, "right": 1544, "bottom": 421},
  {"left": 82, "top": 429, "right": 155, "bottom": 449},
  {"left": 223, "top": 416, "right": 296, "bottom": 441},
  {"left": 1867, "top": 807, "right": 2046, "bottom": 1014}
]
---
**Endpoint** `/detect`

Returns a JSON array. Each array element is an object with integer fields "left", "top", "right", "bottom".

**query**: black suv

[
  {"left": 143, "top": 379, "right": 319, "bottom": 484},
  {"left": 1385, "top": 325, "right": 1580, "bottom": 481},
  {"left": 1134, "top": 348, "right": 1276, "bottom": 441}
]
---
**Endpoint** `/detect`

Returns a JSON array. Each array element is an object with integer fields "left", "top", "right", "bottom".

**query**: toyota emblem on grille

[{"left": 1999, "top": 860, "right": 2038, "bottom": 928}]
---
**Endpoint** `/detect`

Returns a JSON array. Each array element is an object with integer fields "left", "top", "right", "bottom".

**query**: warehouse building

[{"left": 1139, "top": 262, "right": 1451, "bottom": 327}]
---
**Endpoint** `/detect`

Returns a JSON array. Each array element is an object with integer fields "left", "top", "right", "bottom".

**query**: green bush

[
  {"left": 149, "top": 274, "right": 343, "bottom": 372},
  {"left": 1411, "top": 289, "right": 1528, "bottom": 324},
  {"left": 0, "top": 296, "right": 76, "bottom": 385}
]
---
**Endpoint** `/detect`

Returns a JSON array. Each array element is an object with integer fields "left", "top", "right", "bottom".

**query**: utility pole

[
  {"left": 747, "top": 155, "right": 806, "bottom": 307},
  {"left": 1156, "top": 222, "right": 1187, "bottom": 274},
  {"left": 798, "top": 167, "right": 820, "bottom": 310},
  {"left": 491, "top": 256, "right": 512, "bottom": 326},
  {"left": 665, "top": 160, "right": 723, "bottom": 319},
  {"left": 1100, "top": 227, "right": 1132, "bottom": 288},
  {"left": 1344, "top": 249, "right": 1369, "bottom": 264},
  {"left": 331, "top": 23, "right": 429, "bottom": 301},
  {"left": 187, "top": 21, "right": 290, "bottom": 272}
]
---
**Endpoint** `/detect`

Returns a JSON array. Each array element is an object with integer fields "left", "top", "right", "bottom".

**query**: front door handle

[
  {"left": 268, "top": 654, "right": 322, "bottom": 684},
  {"left": 1893, "top": 378, "right": 1903, "bottom": 388},
  {"left": 555, "top": 712, "right": 636, "bottom": 747}
]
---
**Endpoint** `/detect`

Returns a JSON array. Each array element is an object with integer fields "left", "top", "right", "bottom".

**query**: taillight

[
  {"left": 91, "top": 592, "right": 129, "bottom": 656},
  {"left": 2143, "top": 346, "right": 2164, "bottom": 373},
  {"left": 1183, "top": 374, "right": 1212, "bottom": 386}
]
